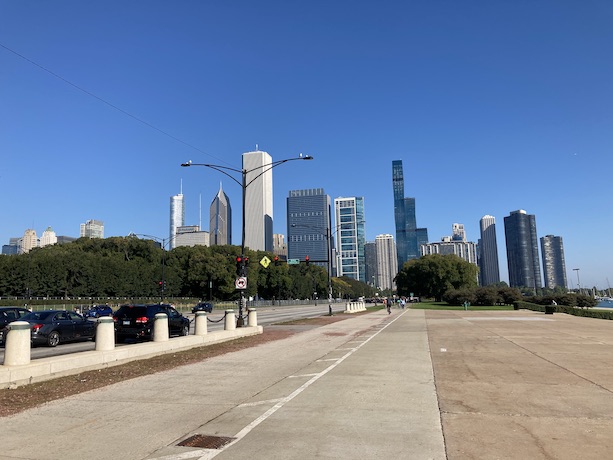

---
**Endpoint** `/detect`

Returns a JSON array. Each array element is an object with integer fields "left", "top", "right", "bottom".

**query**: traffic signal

[
  {"left": 305, "top": 255, "right": 310, "bottom": 266},
  {"left": 274, "top": 255, "right": 280, "bottom": 266},
  {"left": 236, "top": 256, "right": 243, "bottom": 276},
  {"left": 244, "top": 257, "right": 250, "bottom": 267}
]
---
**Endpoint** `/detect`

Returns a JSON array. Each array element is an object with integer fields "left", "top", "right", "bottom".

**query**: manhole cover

[{"left": 178, "top": 434, "right": 236, "bottom": 449}]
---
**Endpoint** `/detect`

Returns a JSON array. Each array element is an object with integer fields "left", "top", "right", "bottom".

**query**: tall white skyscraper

[
  {"left": 169, "top": 187, "right": 185, "bottom": 250},
  {"left": 80, "top": 220, "right": 104, "bottom": 239},
  {"left": 375, "top": 234, "right": 398, "bottom": 290},
  {"left": 40, "top": 227, "right": 57, "bottom": 247},
  {"left": 334, "top": 196, "right": 366, "bottom": 282},
  {"left": 243, "top": 150, "right": 273, "bottom": 252},
  {"left": 20, "top": 229, "right": 39, "bottom": 253}
]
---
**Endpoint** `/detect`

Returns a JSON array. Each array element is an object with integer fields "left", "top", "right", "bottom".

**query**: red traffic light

[
  {"left": 305, "top": 255, "right": 310, "bottom": 265},
  {"left": 236, "top": 256, "right": 242, "bottom": 263}
]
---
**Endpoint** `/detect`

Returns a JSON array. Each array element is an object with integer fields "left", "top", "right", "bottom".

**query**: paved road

[{"left": 3, "top": 308, "right": 611, "bottom": 459}]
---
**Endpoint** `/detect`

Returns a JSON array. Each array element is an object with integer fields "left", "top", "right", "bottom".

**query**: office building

[
  {"left": 174, "top": 225, "right": 209, "bottom": 248},
  {"left": 287, "top": 188, "right": 332, "bottom": 269},
  {"left": 80, "top": 219, "right": 104, "bottom": 239},
  {"left": 421, "top": 237, "right": 478, "bottom": 265},
  {"left": 540, "top": 235, "right": 567, "bottom": 289},
  {"left": 169, "top": 189, "right": 185, "bottom": 250},
  {"left": 452, "top": 223, "right": 466, "bottom": 242},
  {"left": 478, "top": 215, "right": 501, "bottom": 286},
  {"left": 392, "top": 160, "right": 428, "bottom": 269},
  {"left": 504, "top": 210, "right": 542, "bottom": 290},
  {"left": 375, "top": 234, "right": 398, "bottom": 291},
  {"left": 40, "top": 227, "right": 57, "bottom": 247},
  {"left": 243, "top": 150, "right": 273, "bottom": 252},
  {"left": 364, "top": 241, "right": 377, "bottom": 287},
  {"left": 20, "top": 229, "right": 39, "bottom": 253},
  {"left": 273, "top": 233, "right": 287, "bottom": 259},
  {"left": 334, "top": 197, "right": 366, "bottom": 282},
  {"left": 210, "top": 183, "right": 232, "bottom": 246},
  {"left": 2, "top": 237, "right": 20, "bottom": 255}
]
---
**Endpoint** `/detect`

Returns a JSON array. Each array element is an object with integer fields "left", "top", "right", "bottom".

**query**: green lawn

[{"left": 410, "top": 301, "right": 514, "bottom": 311}]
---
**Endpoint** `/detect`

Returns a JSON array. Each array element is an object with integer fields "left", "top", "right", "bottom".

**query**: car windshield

[{"left": 21, "top": 311, "right": 54, "bottom": 321}]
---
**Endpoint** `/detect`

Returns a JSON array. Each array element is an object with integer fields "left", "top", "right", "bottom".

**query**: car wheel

[
  {"left": 180, "top": 324, "right": 189, "bottom": 336},
  {"left": 47, "top": 331, "right": 60, "bottom": 347}
]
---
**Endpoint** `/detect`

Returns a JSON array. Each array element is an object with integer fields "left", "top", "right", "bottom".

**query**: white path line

[
  {"left": 238, "top": 398, "right": 284, "bottom": 407},
  {"left": 193, "top": 310, "right": 408, "bottom": 459},
  {"left": 288, "top": 373, "right": 320, "bottom": 378}
]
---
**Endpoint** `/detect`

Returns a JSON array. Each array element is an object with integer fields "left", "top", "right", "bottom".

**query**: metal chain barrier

[{"left": 207, "top": 311, "right": 228, "bottom": 323}]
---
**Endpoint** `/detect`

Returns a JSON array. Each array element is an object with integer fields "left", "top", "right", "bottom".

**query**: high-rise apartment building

[
  {"left": 375, "top": 234, "right": 398, "bottom": 291},
  {"left": 504, "top": 210, "right": 542, "bottom": 290},
  {"left": 392, "top": 160, "right": 428, "bottom": 269},
  {"left": 209, "top": 183, "right": 232, "bottom": 246},
  {"left": 169, "top": 190, "right": 185, "bottom": 250},
  {"left": 478, "top": 215, "right": 500, "bottom": 286},
  {"left": 287, "top": 188, "right": 332, "bottom": 269},
  {"left": 364, "top": 241, "right": 377, "bottom": 286},
  {"left": 80, "top": 220, "right": 104, "bottom": 239},
  {"left": 39, "top": 227, "right": 57, "bottom": 247},
  {"left": 20, "top": 229, "right": 39, "bottom": 253},
  {"left": 540, "top": 235, "right": 567, "bottom": 289},
  {"left": 334, "top": 197, "right": 366, "bottom": 282},
  {"left": 452, "top": 223, "right": 466, "bottom": 242},
  {"left": 243, "top": 150, "right": 273, "bottom": 252}
]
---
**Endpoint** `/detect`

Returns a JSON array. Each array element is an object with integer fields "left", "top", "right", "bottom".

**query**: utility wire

[{"left": 0, "top": 42, "right": 231, "bottom": 167}]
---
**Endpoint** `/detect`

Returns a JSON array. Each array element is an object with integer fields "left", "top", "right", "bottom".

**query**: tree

[{"left": 395, "top": 254, "right": 478, "bottom": 301}]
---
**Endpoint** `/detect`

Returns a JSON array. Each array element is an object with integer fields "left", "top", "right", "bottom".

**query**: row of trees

[{"left": 0, "top": 237, "right": 376, "bottom": 301}]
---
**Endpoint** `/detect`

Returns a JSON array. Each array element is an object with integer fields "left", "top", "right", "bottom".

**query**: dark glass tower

[
  {"left": 210, "top": 183, "right": 232, "bottom": 246},
  {"left": 478, "top": 215, "right": 500, "bottom": 286},
  {"left": 392, "top": 160, "right": 427, "bottom": 268},
  {"left": 540, "top": 235, "right": 567, "bottom": 289},
  {"left": 504, "top": 210, "right": 542, "bottom": 290},
  {"left": 287, "top": 188, "right": 331, "bottom": 270}
]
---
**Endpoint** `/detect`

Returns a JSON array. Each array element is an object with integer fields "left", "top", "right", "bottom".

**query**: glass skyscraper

[
  {"left": 540, "top": 235, "right": 567, "bottom": 289},
  {"left": 478, "top": 215, "right": 501, "bottom": 286},
  {"left": 334, "top": 197, "right": 366, "bottom": 282},
  {"left": 287, "top": 188, "right": 331, "bottom": 269},
  {"left": 392, "top": 160, "right": 427, "bottom": 269},
  {"left": 209, "top": 183, "right": 232, "bottom": 246},
  {"left": 504, "top": 210, "right": 542, "bottom": 290},
  {"left": 169, "top": 192, "right": 184, "bottom": 250}
]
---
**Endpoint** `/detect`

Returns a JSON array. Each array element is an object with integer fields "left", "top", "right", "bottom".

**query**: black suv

[
  {"left": 0, "top": 307, "right": 31, "bottom": 345},
  {"left": 191, "top": 302, "right": 214, "bottom": 314},
  {"left": 113, "top": 304, "right": 190, "bottom": 342}
]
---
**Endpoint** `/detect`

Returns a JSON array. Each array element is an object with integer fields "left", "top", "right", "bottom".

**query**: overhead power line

[{"left": 0, "top": 42, "right": 230, "bottom": 166}]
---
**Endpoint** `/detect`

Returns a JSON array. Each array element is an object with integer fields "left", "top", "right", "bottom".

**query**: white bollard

[
  {"left": 95, "top": 317, "right": 115, "bottom": 351},
  {"left": 224, "top": 310, "right": 236, "bottom": 331},
  {"left": 3, "top": 321, "right": 31, "bottom": 366},
  {"left": 247, "top": 308, "right": 258, "bottom": 327},
  {"left": 153, "top": 313, "right": 169, "bottom": 342},
  {"left": 195, "top": 311, "right": 208, "bottom": 335}
]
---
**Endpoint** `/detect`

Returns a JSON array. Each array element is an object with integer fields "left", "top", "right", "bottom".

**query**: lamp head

[{"left": 180, "top": 160, "right": 193, "bottom": 167}]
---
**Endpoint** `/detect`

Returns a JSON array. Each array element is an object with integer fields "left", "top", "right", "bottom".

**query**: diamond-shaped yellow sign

[{"left": 260, "top": 256, "right": 271, "bottom": 268}]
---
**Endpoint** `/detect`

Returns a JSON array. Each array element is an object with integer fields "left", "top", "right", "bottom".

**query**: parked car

[
  {"left": 0, "top": 307, "right": 31, "bottom": 345},
  {"left": 6, "top": 310, "right": 97, "bottom": 347},
  {"left": 191, "top": 302, "right": 214, "bottom": 314},
  {"left": 113, "top": 304, "right": 190, "bottom": 342},
  {"left": 85, "top": 305, "right": 113, "bottom": 318}
]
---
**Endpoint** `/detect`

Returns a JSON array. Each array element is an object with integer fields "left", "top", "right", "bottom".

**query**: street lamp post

[
  {"left": 573, "top": 268, "right": 581, "bottom": 294},
  {"left": 182, "top": 154, "right": 313, "bottom": 326}
]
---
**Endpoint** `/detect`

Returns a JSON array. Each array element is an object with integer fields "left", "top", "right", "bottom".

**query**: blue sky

[{"left": 1, "top": 1, "right": 612, "bottom": 289}]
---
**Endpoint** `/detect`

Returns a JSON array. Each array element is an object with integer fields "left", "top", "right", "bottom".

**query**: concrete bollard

[
  {"left": 195, "top": 311, "right": 208, "bottom": 335},
  {"left": 95, "top": 317, "right": 115, "bottom": 351},
  {"left": 3, "top": 321, "right": 31, "bottom": 366},
  {"left": 247, "top": 308, "right": 258, "bottom": 327},
  {"left": 225, "top": 310, "right": 236, "bottom": 331},
  {"left": 153, "top": 313, "right": 169, "bottom": 342}
]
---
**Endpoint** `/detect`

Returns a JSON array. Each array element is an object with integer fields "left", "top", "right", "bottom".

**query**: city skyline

[{"left": 1, "top": 2, "right": 611, "bottom": 288}]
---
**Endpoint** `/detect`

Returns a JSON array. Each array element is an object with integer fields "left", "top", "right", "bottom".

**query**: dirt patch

[
  {"left": 0, "top": 328, "right": 295, "bottom": 418},
  {"left": 323, "top": 332, "right": 348, "bottom": 337}
]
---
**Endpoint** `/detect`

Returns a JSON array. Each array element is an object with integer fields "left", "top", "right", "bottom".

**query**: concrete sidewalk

[{"left": 0, "top": 309, "right": 445, "bottom": 460}]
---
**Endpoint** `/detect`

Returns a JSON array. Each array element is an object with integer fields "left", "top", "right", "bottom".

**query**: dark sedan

[
  {"left": 0, "top": 307, "right": 31, "bottom": 345},
  {"left": 85, "top": 304, "right": 113, "bottom": 318},
  {"left": 18, "top": 310, "right": 96, "bottom": 347},
  {"left": 191, "top": 302, "right": 214, "bottom": 314}
]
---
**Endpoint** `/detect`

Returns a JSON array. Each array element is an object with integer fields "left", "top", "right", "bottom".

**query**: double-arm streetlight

[{"left": 182, "top": 153, "right": 313, "bottom": 326}]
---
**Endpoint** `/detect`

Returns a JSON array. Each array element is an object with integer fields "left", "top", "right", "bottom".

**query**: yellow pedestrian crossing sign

[{"left": 260, "top": 256, "right": 271, "bottom": 268}]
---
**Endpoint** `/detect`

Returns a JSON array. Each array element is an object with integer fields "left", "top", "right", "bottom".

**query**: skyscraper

[
  {"left": 478, "top": 215, "right": 500, "bottom": 286},
  {"left": 392, "top": 160, "right": 428, "bottom": 269},
  {"left": 334, "top": 197, "right": 366, "bottom": 282},
  {"left": 287, "top": 188, "right": 331, "bottom": 269},
  {"left": 375, "top": 234, "right": 398, "bottom": 291},
  {"left": 243, "top": 150, "right": 273, "bottom": 252},
  {"left": 364, "top": 241, "right": 377, "bottom": 286},
  {"left": 209, "top": 183, "right": 232, "bottom": 246},
  {"left": 504, "top": 210, "right": 542, "bottom": 290},
  {"left": 169, "top": 191, "right": 184, "bottom": 250},
  {"left": 80, "top": 220, "right": 104, "bottom": 239},
  {"left": 20, "top": 229, "right": 39, "bottom": 253},
  {"left": 540, "top": 235, "right": 567, "bottom": 289},
  {"left": 40, "top": 227, "right": 57, "bottom": 247}
]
